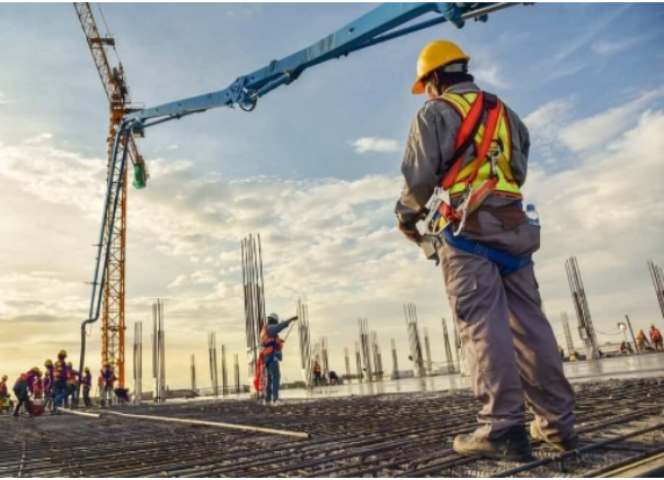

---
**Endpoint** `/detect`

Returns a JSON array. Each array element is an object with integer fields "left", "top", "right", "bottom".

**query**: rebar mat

[{"left": 1, "top": 377, "right": 663, "bottom": 478}]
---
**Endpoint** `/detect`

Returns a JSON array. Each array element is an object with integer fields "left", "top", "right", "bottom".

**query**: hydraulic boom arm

[{"left": 79, "top": 2, "right": 529, "bottom": 381}]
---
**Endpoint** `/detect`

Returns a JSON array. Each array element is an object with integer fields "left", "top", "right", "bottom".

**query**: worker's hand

[
  {"left": 398, "top": 214, "right": 425, "bottom": 245},
  {"left": 287, "top": 315, "right": 298, "bottom": 323}
]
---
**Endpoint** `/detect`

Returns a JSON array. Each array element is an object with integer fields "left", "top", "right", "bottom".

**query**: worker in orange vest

[
  {"left": 636, "top": 329, "right": 649, "bottom": 352},
  {"left": 259, "top": 313, "right": 297, "bottom": 405},
  {"left": 313, "top": 361, "right": 323, "bottom": 387},
  {"left": 99, "top": 362, "right": 116, "bottom": 407},
  {"left": 649, "top": 324, "right": 663, "bottom": 351},
  {"left": 395, "top": 40, "right": 577, "bottom": 460},
  {"left": 13, "top": 367, "right": 41, "bottom": 416},
  {"left": 0, "top": 375, "right": 9, "bottom": 414}
]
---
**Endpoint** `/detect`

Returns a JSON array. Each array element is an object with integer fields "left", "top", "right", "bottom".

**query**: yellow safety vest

[{"left": 439, "top": 91, "right": 522, "bottom": 200}]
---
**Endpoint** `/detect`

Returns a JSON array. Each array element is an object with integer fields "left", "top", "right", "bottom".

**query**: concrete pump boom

[{"left": 78, "top": 2, "right": 529, "bottom": 394}]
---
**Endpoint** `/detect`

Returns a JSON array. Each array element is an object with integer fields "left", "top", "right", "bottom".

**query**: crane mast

[{"left": 74, "top": 2, "right": 148, "bottom": 388}]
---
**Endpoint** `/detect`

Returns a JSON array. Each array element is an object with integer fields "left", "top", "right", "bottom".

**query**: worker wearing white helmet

[
  {"left": 395, "top": 40, "right": 577, "bottom": 460},
  {"left": 259, "top": 313, "right": 297, "bottom": 405}
]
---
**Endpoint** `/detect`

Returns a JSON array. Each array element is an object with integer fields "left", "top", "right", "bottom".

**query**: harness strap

[{"left": 442, "top": 229, "right": 531, "bottom": 277}]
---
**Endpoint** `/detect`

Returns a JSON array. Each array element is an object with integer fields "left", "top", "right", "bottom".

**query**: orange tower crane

[{"left": 74, "top": 2, "right": 149, "bottom": 388}]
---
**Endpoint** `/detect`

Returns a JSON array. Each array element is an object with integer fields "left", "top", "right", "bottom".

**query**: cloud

[
  {"left": 473, "top": 63, "right": 510, "bottom": 90},
  {"left": 0, "top": 91, "right": 10, "bottom": 105},
  {"left": 559, "top": 88, "right": 664, "bottom": 152},
  {"left": 226, "top": 4, "right": 262, "bottom": 18},
  {"left": 592, "top": 34, "right": 652, "bottom": 56},
  {"left": 524, "top": 98, "right": 575, "bottom": 147},
  {"left": 349, "top": 137, "right": 401, "bottom": 154}
]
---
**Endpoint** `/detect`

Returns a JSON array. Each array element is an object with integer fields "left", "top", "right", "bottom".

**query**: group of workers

[
  {"left": 0, "top": 349, "right": 125, "bottom": 417},
  {"left": 634, "top": 324, "right": 663, "bottom": 352}
]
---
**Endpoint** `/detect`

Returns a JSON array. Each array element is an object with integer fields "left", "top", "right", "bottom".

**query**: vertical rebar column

[
  {"left": 423, "top": 327, "right": 433, "bottom": 376},
  {"left": 221, "top": 344, "right": 228, "bottom": 397},
  {"left": 566, "top": 256, "right": 599, "bottom": 360},
  {"left": 320, "top": 335, "right": 329, "bottom": 379},
  {"left": 358, "top": 318, "right": 373, "bottom": 382},
  {"left": 133, "top": 321, "right": 142, "bottom": 404},
  {"left": 152, "top": 303, "right": 157, "bottom": 401},
  {"left": 648, "top": 260, "right": 664, "bottom": 321},
  {"left": 441, "top": 317, "right": 454, "bottom": 374},
  {"left": 233, "top": 353, "right": 240, "bottom": 394},
  {"left": 391, "top": 339, "right": 399, "bottom": 380},
  {"left": 344, "top": 347, "right": 351, "bottom": 381},
  {"left": 297, "top": 300, "right": 313, "bottom": 387},
  {"left": 561, "top": 312, "right": 574, "bottom": 356},
  {"left": 242, "top": 234, "right": 267, "bottom": 385},
  {"left": 208, "top": 333, "right": 219, "bottom": 396},
  {"left": 159, "top": 301, "right": 166, "bottom": 400},
  {"left": 354, "top": 343, "right": 363, "bottom": 382},
  {"left": 370, "top": 331, "right": 383, "bottom": 380},
  {"left": 404, "top": 303, "right": 425, "bottom": 377},
  {"left": 191, "top": 355, "right": 196, "bottom": 392},
  {"left": 151, "top": 299, "right": 166, "bottom": 402}
]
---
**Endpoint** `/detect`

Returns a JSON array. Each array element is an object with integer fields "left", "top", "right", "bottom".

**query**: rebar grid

[{"left": 2, "top": 378, "right": 664, "bottom": 478}]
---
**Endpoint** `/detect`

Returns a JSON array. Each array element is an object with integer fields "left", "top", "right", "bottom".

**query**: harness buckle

[{"left": 487, "top": 145, "right": 501, "bottom": 179}]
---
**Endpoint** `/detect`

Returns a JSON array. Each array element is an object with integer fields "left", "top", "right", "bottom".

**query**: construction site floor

[{"left": 2, "top": 377, "right": 664, "bottom": 478}]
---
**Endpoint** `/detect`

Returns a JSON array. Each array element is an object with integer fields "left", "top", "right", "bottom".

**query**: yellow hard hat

[
  {"left": 32, "top": 366, "right": 40, "bottom": 374},
  {"left": 44, "top": 359, "right": 53, "bottom": 367},
  {"left": 411, "top": 40, "right": 470, "bottom": 95},
  {"left": 58, "top": 349, "right": 67, "bottom": 358},
  {"left": 84, "top": 367, "right": 90, "bottom": 372},
  {"left": 67, "top": 362, "right": 73, "bottom": 367},
  {"left": 103, "top": 362, "right": 111, "bottom": 368},
  {"left": 651, "top": 323, "right": 655, "bottom": 328},
  {"left": 1, "top": 375, "right": 7, "bottom": 381}
]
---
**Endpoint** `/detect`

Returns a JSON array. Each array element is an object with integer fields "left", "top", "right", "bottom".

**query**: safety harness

[{"left": 422, "top": 90, "right": 532, "bottom": 276}]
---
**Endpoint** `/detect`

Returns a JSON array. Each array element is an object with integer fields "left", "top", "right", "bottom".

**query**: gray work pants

[{"left": 439, "top": 210, "right": 576, "bottom": 442}]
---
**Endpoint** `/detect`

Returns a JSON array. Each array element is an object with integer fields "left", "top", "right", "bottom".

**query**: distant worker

[
  {"left": 558, "top": 346, "right": 565, "bottom": 359},
  {"left": 114, "top": 387, "right": 130, "bottom": 404},
  {"left": 636, "top": 329, "right": 649, "bottom": 352},
  {"left": 43, "top": 359, "right": 54, "bottom": 412},
  {"left": 329, "top": 370, "right": 339, "bottom": 386},
  {"left": 81, "top": 367, "right": 92, "bottom": 407},
  {"left": 66, "top": 362, "right": 79, "bottom": 408},
  {"left": 649, "top": 324, "right": 663, "bottom": 351},
  {"left": 313, "top": 361, "right": 323, "bottom": 386},
  {"left": 13, "top": 367, "right": 40, "bottom": 416},
  {"left": 619, "top": 341, "right": 629, "bottom": 355},
  {"left": 99, "top": 362, "right": 116, "bottom": 408},
  {"left": 52, "top": 350, "right": 69, "bottom": 409},
  {"left": 395, "top": 40, "right": 577, "bottom": 461},
  {"left": 260, "top": 313, "right": 298, "bottom": 405},
  {"left": 0, "top": 375, "right": 9, "bottom": 414}
]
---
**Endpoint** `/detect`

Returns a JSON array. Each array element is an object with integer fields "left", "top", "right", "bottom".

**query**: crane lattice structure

[{"left": 74, "top": 2, "right": 149, "bottom": 388}]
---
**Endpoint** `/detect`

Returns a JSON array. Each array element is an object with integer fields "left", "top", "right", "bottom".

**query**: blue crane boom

[{"left": 78, "top": 2, "right": 529, "bottom": 381}]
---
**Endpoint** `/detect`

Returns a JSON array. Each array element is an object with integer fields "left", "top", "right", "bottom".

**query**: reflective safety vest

[
  {"left": 0, "top": 381, "right": 7, "bottom": 397},
  {"left": 636, "top": 331, "right": 645, "bottom": 341},
  {"left": 100, "top": 368, "right": 115, "bottom": 388},
  {"left": 313, "top": 364, "right": 321, "bottom": 374},
  {"left": 651, "top": 328, "right": 662, "bottom": 343},
  {"left": 67, "top": 369, "right": 79, "bottom": 385},
  {"left": 259, "top": 325, "right": 283, "bottom": 362},
  {"left": 53, "top": 359, "right": 67, "bottom": 382},
  {"left": 435, "top": 90, "right": 521, "bottom": 201}
]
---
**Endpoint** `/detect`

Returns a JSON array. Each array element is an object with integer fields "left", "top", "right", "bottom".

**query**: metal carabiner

[{"left": 452, "top": 190, "right": 471, "bottom": 237}]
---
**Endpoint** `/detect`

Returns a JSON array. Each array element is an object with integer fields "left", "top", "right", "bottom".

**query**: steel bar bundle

[
  {"left": 566, "top": 256, "right": 599, "bottom": 360},
  {"left": 297, "top": 300, "right": 313, "bottom": 387},
  {"left": 562, "top": 311, "right": 575, "bottom": 356},
  {"left": 233, "top": 353, "right": 240, "bottom": 394},
  {"left": 241, "top": 233, "right": 266, "bottom": 382},
  {"left": 358, "top": 318, "right": 373, "bottom": 381},
  {"left": 423, "top": 327, "right": 433, "bottom": 376},
  {"left": 344, "top": 347, "right": 351, "bottom": 380},
  {"left": 151, "top": 299, "right": 165, "bottom": 402},
  {"left": 320, "top": 335, "right": 329, "bottom": 378},
  {"left": 390, "top": 339, "right": 399, "bottom": 380},
  {"left": 190, "top": 355, "right": 196, "bottom": 392},
  {"left": 648, "top": 260, "right": 664, "bottom": 321},
  {"left": 370, "top": 331, "right": 383, "bottom": 380},
  {"left": 132, "top": 321, "right": 142, "bottom": 404},
  {"left": 441, "top": 317, "right": 455, "bottom": 373},
  {"left": 208, "top": 333, "right": 219, "bottom": 396},
  {"left": 354, "top": 343, "right": 363, "bottom": 382},
  {"left": 221, "top": 344, "right": 228, "bottom": 397},
  {"left": 404, "top": 303, "right": 425, "bottom": 378}
]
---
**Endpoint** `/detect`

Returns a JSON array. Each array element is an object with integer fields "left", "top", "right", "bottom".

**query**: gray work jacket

[{"left": 395, "top": 82, "right": 531, "bottom": 224}]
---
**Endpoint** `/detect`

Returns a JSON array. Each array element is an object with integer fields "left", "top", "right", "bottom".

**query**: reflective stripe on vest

[
  {"left": 437, "top": 91, "right": 521, "bottom": 200},
  {"left": 259, "top": 326, "right": 283, "bottom": 358}
]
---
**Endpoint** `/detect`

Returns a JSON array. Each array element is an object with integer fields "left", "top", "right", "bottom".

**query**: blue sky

[{"left": 1, "top": 2, "right": 664, "bottom": 389}]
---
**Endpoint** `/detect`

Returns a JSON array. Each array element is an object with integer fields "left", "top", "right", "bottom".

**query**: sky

[{"left": 1, "top": 2, "right": 664, "bottom": 391}]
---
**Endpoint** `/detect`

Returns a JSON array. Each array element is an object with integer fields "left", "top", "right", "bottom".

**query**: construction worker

[
  {"left": 52, "top": 350, "right": 69, "bottom": 409},
  {"left": 558, "top": 346, "right": 565, "bottom": 359},
  {"left": 0, "top": 375, "right": 9, "bottom": 415},
  {"left": 43, "top": 359, "right": 54, "bottom": 412},
  {"left": 619, "top": 341, "right": 629, "bottom": 355},
  {"left": 636, "top": 329, "right": 649, "bottom": 352},
  {"left": 649, "top": 324, "right": 663, "bottom": 351},
  {"left": 13, "top": 367, "right": 40, "bottom": 416},
  {"left": 329, "top": 370, "right": 339, "bottom": 386},
  {"left": 81, "top": 367, "right": 92, "bottom": 407},
  {"left": 114, "top": 387, "right": 130, "bottom": 404},
  {"left": 313, "top": 361, "right": 323, "bottom": 387},
  {"left": 395, "top": 40, "right": 577, "bottom": 461},
  {"left": 260, "top": 313, "right": 297, "bottom": 405},
  {"left": 99, "top": 362, "right": 116, "bottom": 407},
  {"left": 65, "top": 362, "right": 79, "bottom": 408}
]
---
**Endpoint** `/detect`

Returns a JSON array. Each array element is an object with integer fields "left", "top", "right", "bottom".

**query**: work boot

[
  {"left": 530, "top": 422, "right": 579, "bottom": 452},
  {"left": 453, "top": 426, "right": 533, "bottom": 462}
]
